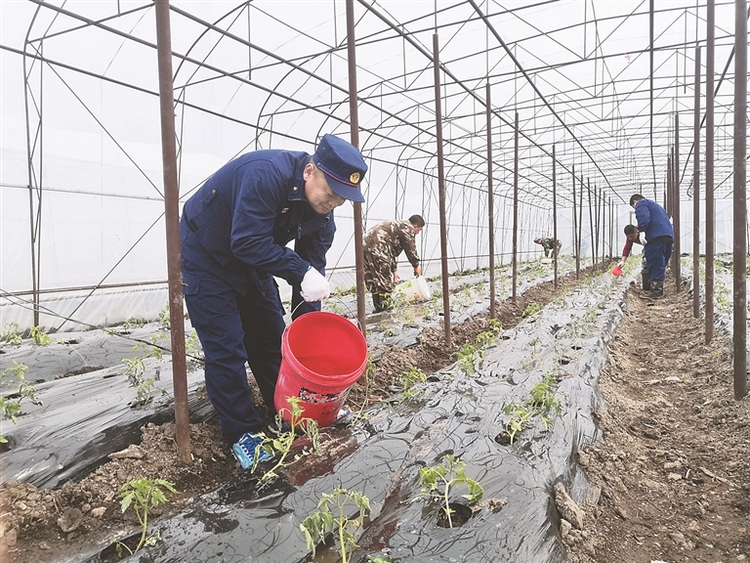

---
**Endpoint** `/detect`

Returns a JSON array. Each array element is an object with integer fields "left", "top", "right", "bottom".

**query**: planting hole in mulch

[
  {"left": 494, "top": 431, "right": 512, "bottom": 446},
  {"left": 436, "top": 502, "right": 473, "bottom": 528}
]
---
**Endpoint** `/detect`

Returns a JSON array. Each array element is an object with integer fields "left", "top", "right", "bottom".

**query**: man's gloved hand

[
  {"left": 414, "top": 266, "right": 421, "bottom": 277},
  {"left": 617, "top": 261, "right": 625, "bottom": 269},
  {"left": 301, "top": 266, "right": 330, "bottom": 302},
  {"left": 639, "top": 231, "right": 647, "bottom": 245}
]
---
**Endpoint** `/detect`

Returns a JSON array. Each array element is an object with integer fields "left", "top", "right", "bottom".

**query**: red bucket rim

[{"left": 282, "top": 311, "right": 367, "bottom": 386}]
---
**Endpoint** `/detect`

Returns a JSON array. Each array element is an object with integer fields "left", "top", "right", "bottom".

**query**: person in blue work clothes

[
  {"left": 180, "top": 134, "right": 367, "bottom": 469},
  {"left": 630, "top": 194, "right": 674, "bottom": 298},
  {"left": 618, "top": 224, "right": 649, "bottom": 291}
]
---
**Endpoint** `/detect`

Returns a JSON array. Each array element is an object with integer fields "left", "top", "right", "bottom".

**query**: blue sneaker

[
  {"left": 232, "top": 432, "right": 271, "bottom": 470},
  {"left": 334, "top": 407, "right": 352, "bottom": 424}
]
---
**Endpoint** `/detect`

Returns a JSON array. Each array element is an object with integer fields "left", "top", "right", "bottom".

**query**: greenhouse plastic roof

[{"left": 2, "top": 1, "right": 743, "bottom": 205}]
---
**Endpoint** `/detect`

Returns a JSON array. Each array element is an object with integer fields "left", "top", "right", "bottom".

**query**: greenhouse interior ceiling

[{"left": 0, "top": 0, "right": 747, "bottom": 331}]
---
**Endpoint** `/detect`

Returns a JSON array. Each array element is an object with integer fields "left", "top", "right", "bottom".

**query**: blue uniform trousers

[
  {"left": 182, "top": 259, "right": 285, "bottom": 443},
  {"left": 643, "top": 238, "right": 673, "bottom": 282}
]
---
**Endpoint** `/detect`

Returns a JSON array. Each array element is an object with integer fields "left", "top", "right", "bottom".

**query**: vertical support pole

[
  {"left": 572, "top": 164, "right": 579, "bottom": 278},
  {"left": 23, "top": 44, "right": 43, "bottom": 328},
  {"left": 597, "top": 193, "right": 607, "bottom": 262},
  {"left": 649, "top": 0, "right": 657, "bottom": 197},
  {"left": 577, "top": 172, "right": 583, "bottom": 277},
  {"left": 512, "top": 111, "right": 519, "bottom": 300},
  {"left": 603, "top": 191, "right": 607, "bottom": 259},
  {"left": 605, "top": 195, "right": 609, "bottom": 260},
  {"left": 552, "top": 145, "right": 558, "bottom": 287},
  {"left": 674, "top": 115, "right": 682, "bottom": 290},
  {"left": 732, "top": 0, "right": 747, "bottom": 399},
  {"left": 705, "top": 0, "right": 716, "bottom": 343},
  {"left": 605, "top": 192, "right": 610, "bottom": 259},
  {"left": 668, "top": 152, "right": 673, "bottom": 222},
  {"left": 597, "top": 188, "right": 607, "bottom": 262},
  {"left": 609, "top": 196, "right": 614, "bottom": 260},
  {"left": 669, "top": 147, "right": 675, "bottom": 276},
  {"left": 432, "top": 33, "right": 451, "bottom": 347},
  {"left": 154, "top": 0, "right": 191, "bottom": 463},
  {"left": 603, "top": 193, "right": 608, "bottom": 259},
  {"left": 594, "top": 186, "right": 601, "bottom": 264},
  {"left": 345, "top": 0, "right": 366, "bottom": 337},
  {"left": 586, "top": 178, "right": 596, "bottom": 266},
  {"left": 665, "top": 153, "right": 672, "bottom": 218},
  {"left": 486, "top": 82, "right": 496, "bottom": 318},
  {"left": 603, "top": 194, "right": 607, "bottom": 260},
  {"left": 693, "top": 46, "right": 701, "bottom": 318}
]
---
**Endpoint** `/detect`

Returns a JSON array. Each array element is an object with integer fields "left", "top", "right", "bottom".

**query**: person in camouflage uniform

[
  {"left": 534, "top": 237, "right": 562, "bottom": 257},
  {"left": 363, "top": 214, "right": 425, "bottom": 311}
]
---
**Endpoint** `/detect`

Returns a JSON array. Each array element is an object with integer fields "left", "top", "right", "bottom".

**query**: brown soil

[
  {"left": 562, "top": 279, "right": 750, "bottom": 563},
  {"left": 2, "top": 266, "right": 748, "bottom": 563}
]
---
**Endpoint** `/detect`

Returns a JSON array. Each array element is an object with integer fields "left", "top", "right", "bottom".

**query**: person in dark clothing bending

[
  {"left": 630, "top": 194, "right": 674, "bottom": 298},
  {"left": 534, "top": 237, "right": 562, "bottom": 258},
  {"left": 618, "top": 224, "right": 650, "bottom": 291},
  {"left": 180, "top": 134, "right": 367, "bottom": 468},
  {"left": 363, "top": 215, "right": 425, "bottom": 312}
]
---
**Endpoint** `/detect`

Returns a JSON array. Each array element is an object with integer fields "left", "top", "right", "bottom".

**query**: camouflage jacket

[
  {"left": 539, "top": 237, "right": 561, "bottom": 250},
  {"left": 363, "top": 220, "right": 420, "bottom": 272}
]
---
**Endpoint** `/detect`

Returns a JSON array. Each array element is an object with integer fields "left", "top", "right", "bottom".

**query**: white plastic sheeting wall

[{"left": 1, "top": 1, "right": 744, "bottom": 332}]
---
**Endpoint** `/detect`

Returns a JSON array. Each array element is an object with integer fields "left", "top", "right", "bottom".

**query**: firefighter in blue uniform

[
  {"left": 630, "top": 193, "right": 674, "bottom": 298},
  {"left": 180, "top": 134, "right": 367, "bottom": 469}
]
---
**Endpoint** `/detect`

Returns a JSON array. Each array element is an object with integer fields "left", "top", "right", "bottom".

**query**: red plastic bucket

[
  {"left": 274, "top": 311, "right": 368, "bottom": 427},
  {"left": 611, "top": 265, "right": 623, "bottom": 276}
]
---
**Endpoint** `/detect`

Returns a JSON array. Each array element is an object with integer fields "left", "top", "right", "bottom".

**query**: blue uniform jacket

[
  {"left": 635, "top": 198, "right": 674, "bottom": 241},
  {"left": 180, "top": 149, "right": 335, "bottom": 304}
]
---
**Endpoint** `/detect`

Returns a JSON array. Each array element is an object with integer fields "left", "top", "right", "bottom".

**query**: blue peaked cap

[{"left": 312, "top": 134, "right": 367, "bottom": 204}]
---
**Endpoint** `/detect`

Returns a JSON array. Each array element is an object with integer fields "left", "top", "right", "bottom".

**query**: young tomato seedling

[
  {"left": 416, "top": 454, "right": 484, "bottom": 528},
  {"left": 300, "top": 487, "right": 370, "bottom": 563}
]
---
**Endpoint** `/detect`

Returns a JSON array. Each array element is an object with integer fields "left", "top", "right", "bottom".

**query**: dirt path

[{"left": 563, "top": 279, "right": 750, "bottom": 562}]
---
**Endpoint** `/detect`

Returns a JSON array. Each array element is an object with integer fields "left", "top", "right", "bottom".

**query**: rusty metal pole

[
  {"left": 595, "top": 184, "right": 601, "bottom": 266},
  {"left": 586, "top": 178, "right": 596, "bottom": 267},
  {"left": 486, "top": 82, "right": 496, "bottom": 318},
  {"left": 154, "top": 0, "right": 190, "bottom": 463},
  {"left": 592, "top": 186, "right": 598, "bottom": 265},
  {"left": 605, "top": 192, "right": 610, "bottom": 260},
  {"left": 603, "top": 194, "right": 607, "bottom": 261},
  {"left": 669, "top": 146, "right": 676, "bottom": 277},
  {"left": 512, "top": 111, "right": 519, "bottom": 300},
  {"left": 609, "top": 196, "right": 614, "bottom": 261},
  {"left": 732, "top": 0, "right": 747, "bottom": 399},
  {"left": 432, "top": 33, "right": 451, "bottom": 347},
  {"left": 598, "top": 187, "right": 604, "bottom": 265},
  {"left": 669, "top": 152, "right": 674, "bottom": 223},
  {"left": 693, "top": 46, "right": 702, "bottom": 318},
  {"left": 667, "top": 153, "right": 672, "bottom": 221},
  {"left": 572, "top": 164, "right": 579, "bottom": 278},
  {"left": 706, "top": 0, "right": 716, "bottom": 343},
  {"left": 604, "top": 194, "right": 608, "bottom": 262},
  {"left": 606, "top": 194, "right": 610, "bottom": 260},
  {"left": 578, "top": 176, "right": 584, "bottom": 271},
  {"left": 603, "top": 191, "right": 607, "bottom": 260},
  {"left": 674, "top": 115, "right": 682, "bottom": 291},
  {"left": 345, "top": 0, "right": 366, "bottom": 337},
  {"left": 552, "top": 145, "right": 558, "bottom": 287},
  {"left": 649, "top": 0, "right": 657, "bottom": 199}
]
